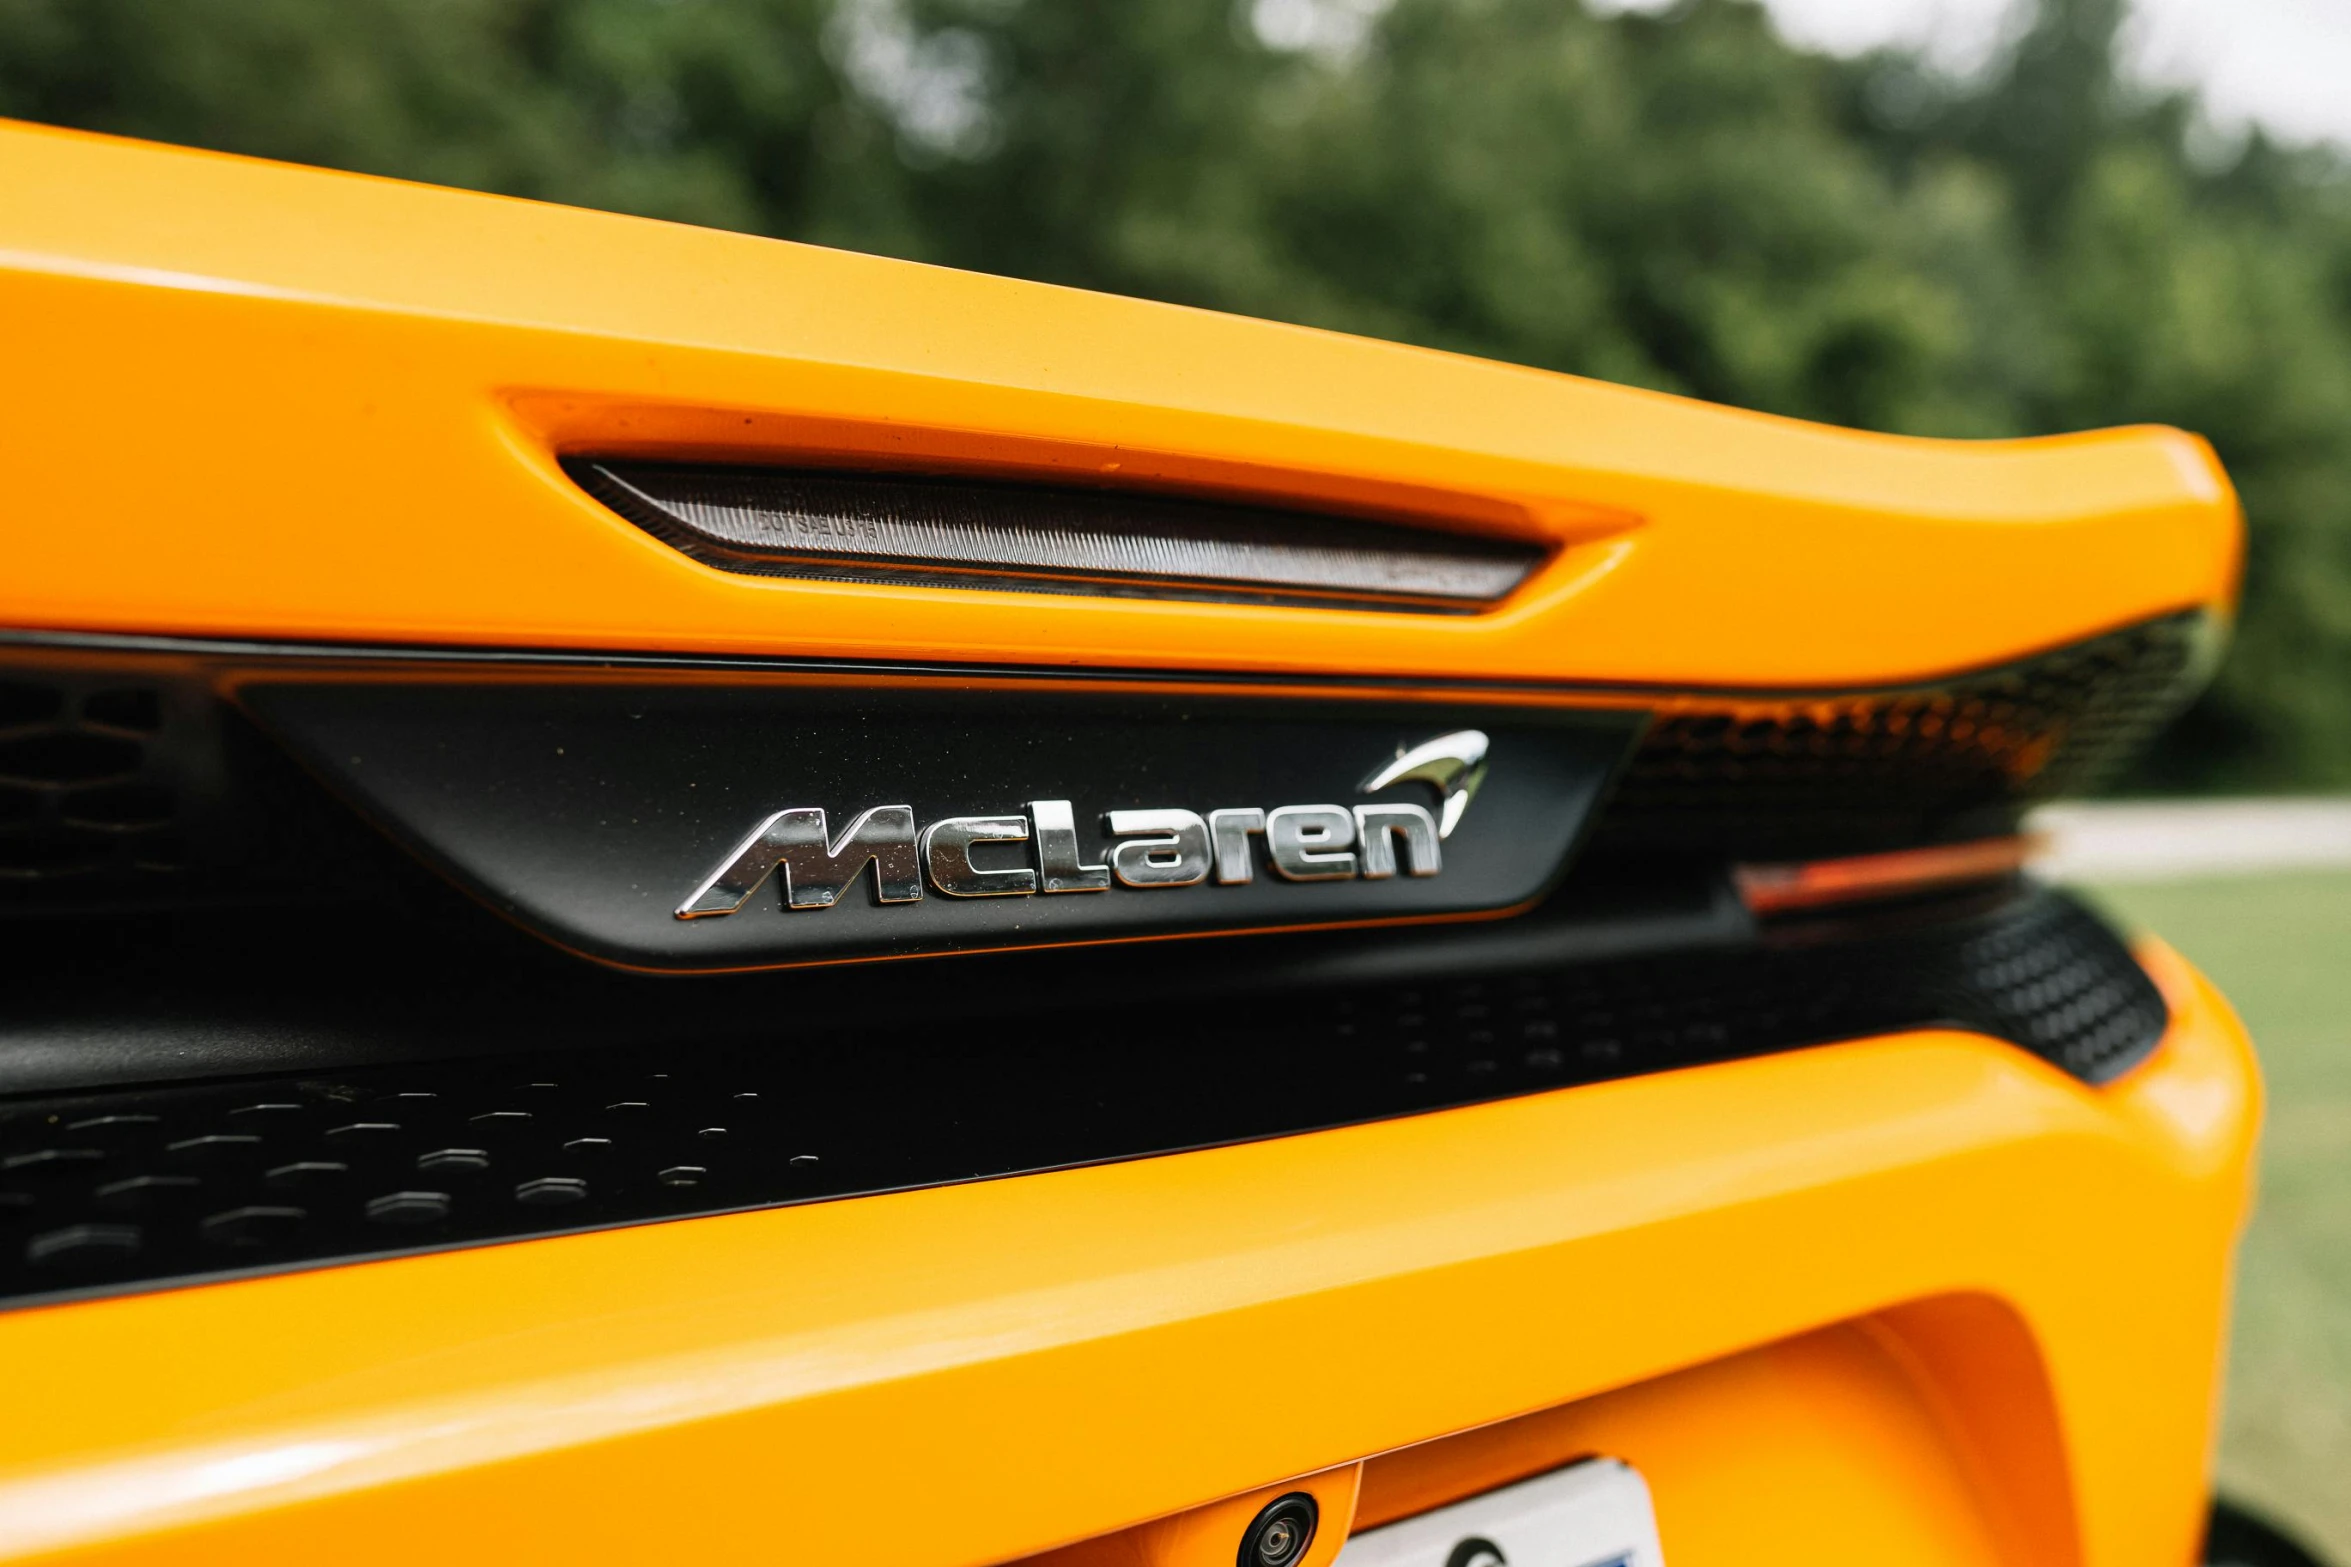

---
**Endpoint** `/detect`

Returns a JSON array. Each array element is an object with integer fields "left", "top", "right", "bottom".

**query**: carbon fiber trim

[{"left": 0, "top": 888, "right": 2163, "bottom": 1310}]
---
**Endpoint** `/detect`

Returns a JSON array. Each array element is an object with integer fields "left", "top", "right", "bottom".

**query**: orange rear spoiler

[{"left": 0, "top": 119, "right": 2236, "bottom": 691}]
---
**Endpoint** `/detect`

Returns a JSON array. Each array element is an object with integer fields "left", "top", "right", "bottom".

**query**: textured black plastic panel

[
  {"left": 1590, "top": 613, "right": 2213, "bottom": 859},
  {"left": 0, "top": 889, "right": 2164, "bottom": 1309},
  {"left": 0, "top": 669, "right": 200, "bottom": 892},
  {"left": 241, "top": 682, "right": 1639, "bottom": 970},
  {"left": 571, "top": 461, "right": 1547, "bottom": 612}
]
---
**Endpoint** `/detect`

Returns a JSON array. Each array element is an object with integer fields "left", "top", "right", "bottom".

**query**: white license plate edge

[{"left": 1334, "top": 1457, "right": 1664, "bottom": 1567}]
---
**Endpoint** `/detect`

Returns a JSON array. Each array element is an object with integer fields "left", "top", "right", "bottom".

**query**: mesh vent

[
  {"left": 0, "top": 677, "right": 185, "bottom": 884},
  {"left": 0, "top": 889, "right": 2162, "bottom": 1308},
  {"left": 1590, "top": 614, "right": 2213, "bottom": 859}
]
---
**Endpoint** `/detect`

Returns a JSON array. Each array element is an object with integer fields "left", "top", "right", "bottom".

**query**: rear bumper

[{"left": 0, "top": 938, "right": 2256, "bottom": 1567}]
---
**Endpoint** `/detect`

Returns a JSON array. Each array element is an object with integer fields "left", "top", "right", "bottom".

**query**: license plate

[{"left": 1336, "top": 1459, "right": 1665, "bottom": 1567}]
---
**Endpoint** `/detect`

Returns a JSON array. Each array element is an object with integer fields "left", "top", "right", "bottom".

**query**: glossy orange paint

[
  {"left": 1352, "top": 1306, "right": 2053, "bottom": 1566},
  {"left": 0, "top": 119, "right": 2236, "bottom": 690},
  {"left": 0, "top": 940, "right": 2254, "bottom": 1567},
  {"left": 1030, "top": 1302, "right": 2065, "bottom": 1567}
]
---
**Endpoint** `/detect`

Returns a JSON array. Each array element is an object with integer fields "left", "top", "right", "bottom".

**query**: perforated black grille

[
  {"left": 1462, "top": 886, "right": 2171, "bottom": 1088},
  {"left": 0, "top": 889, "right": 2163, "bottom": 1309},
  {"left": 0, "top": 674, "right": 187, "bottom": 886},
  {"left": 1589, "top": 613, "right": 2213, "bottom": 859}
]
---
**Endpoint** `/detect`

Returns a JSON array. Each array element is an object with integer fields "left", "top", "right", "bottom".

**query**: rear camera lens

[{"left": 1239, "top": 1493, "right": 1319, "bottom": 1567}]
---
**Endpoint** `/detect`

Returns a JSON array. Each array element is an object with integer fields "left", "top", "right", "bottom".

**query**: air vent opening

[
  {"left": 0, "top": 674, "right": 183, "bottom": 885},
  {"left": 567, "top": 460, "right": 1552, "bottom": 613}
]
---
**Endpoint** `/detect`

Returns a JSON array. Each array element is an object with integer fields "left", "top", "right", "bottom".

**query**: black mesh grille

[
  {"left": 1508, "top": 887, "right": 2170, "bottom": 1087},
  {"left": 0, "top": 674, "right": 188, "bottom": 887},
  {"left": 1589, "top": 613, "right": 2213, "bottom": 859},
  {"left": 0, "top": 889, "right": 2163, "bottom": 1309}
]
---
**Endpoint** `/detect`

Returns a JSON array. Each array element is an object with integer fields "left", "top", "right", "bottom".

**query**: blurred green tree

[{"left": 5, "top": 0, "right": 2348, "bottom": 788}]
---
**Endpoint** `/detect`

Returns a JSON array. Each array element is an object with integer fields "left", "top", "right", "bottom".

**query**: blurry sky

[{"left": 1599, "top": 0, "right": 2351, "bottom": 148}]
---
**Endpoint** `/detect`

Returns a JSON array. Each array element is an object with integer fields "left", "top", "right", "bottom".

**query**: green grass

[{"left": 2086, "top": 873, "right": 2351, "bottom": 1560}]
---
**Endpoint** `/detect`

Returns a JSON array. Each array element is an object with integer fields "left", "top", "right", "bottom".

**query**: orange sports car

[{"left": 0, "top": 119, "right": 2271, "bottom": 1567}]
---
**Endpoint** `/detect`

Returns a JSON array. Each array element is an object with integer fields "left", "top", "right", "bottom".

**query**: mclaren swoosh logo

[{"left": 1359, "top": 728, "right": 1489, "bottom": 839}]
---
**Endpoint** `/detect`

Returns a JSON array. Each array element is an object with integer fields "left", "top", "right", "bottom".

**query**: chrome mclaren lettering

[
  {"left": 1028, "top": 798, "right": 1112, "bottom": 893},
  {"left": 1355, "top": 802, "right": 1443, "bottom": 878},
  {"left": 1207, "top": 807, "right": 1267, "bottom": 885},
  {"left": 920, "top": 814, "right": 1038, "bottom": 898},
  {"left": 1104, "top": 809, "right": 1212, "bottom": 888},
  {"left": 675, "top": 731, "right": 1483, "bottom": 918},
  {"left": 1265, "top": 804, "right": 1358, "bottom": 881},
  {"left": 676, "top": 803, "right": 922, "bottom": 918}
]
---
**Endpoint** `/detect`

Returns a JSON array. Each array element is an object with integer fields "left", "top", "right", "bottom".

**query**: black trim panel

[
  {"left": 0, "top": 615, "right": 2214, "bottom": 972},
  {"left": 238, "top": 682, "right": 1639, "bottom": 970}
]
